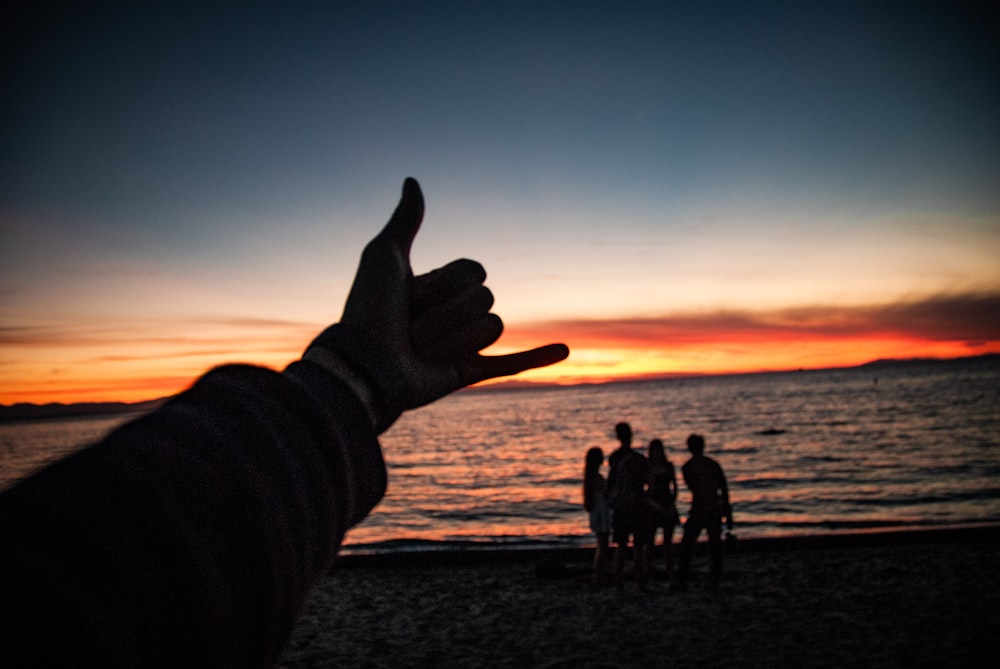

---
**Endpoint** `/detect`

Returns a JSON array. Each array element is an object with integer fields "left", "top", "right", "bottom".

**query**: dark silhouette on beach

[
  {"left": 607, "top": 422, "right": 652, "bottom": 589},
  {"left": 647, "top": 438, "right": 679, "bottom": 574},
  {"left": 583, "top": 446, "right": 611, "bottom": 586},
  {"left": 676, "top": 433, "right": 733, "bottom": 590}
]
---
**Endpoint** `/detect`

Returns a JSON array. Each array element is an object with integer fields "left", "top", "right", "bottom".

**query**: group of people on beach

[{"left": 583, "top": 422, "right": 733, "bottom": 591}]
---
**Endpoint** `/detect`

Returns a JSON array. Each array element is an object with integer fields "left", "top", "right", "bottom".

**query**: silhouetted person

[
  {"left": 676, "top": 433, "right": 733, "bottom": 590},
  {"left": 583, "top": 446, "right": 611, "bottom": 586},
  {"left": 647, "top": 438, "right": 679, "bottom": 574},
  {"left": 607, "top": 422, "right": 652, "bottom": 590},
  {"left": 0, "top": 178, "right": 568, "bottom": 667}
]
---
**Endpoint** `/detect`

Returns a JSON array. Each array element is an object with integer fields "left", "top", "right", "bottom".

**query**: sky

[{"left": 2, "top": 1, "right": 999, "bottom": 405}]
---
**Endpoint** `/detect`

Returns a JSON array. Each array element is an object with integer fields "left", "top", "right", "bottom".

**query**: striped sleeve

[{"left": 0, "top": 361, "right": 386, "bottom": 668}]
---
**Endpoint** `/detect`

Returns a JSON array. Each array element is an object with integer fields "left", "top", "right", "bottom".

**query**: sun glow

[
  {"left": 3, "top": 298, "right": 999, "bottom": 405},
  {"left": 487, "top": 335, "right": 1000, "bottom": 388},
  {"left": 3, "top": 335, "right": 997, "bottom": 406}
]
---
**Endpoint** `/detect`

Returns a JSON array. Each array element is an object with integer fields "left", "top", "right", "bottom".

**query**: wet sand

[{"left": 278, "top": 527, "right": 1000, "bottom": 668}]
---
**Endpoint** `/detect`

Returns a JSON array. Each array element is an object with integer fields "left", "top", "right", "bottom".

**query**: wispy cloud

[
  {"left": 505, "top": 292, "right": 1000, "bottom": 349},
  {"left": 0, "top": 317, "right": 321, "bottom": 349}
]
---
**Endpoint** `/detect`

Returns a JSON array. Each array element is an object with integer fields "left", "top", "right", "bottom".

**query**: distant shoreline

[
  {"left": 2, "top": 352, "right": 996, "bottom": 422},
  {"left": 0, "top": 398, "right": 168, "bottom": 423}
]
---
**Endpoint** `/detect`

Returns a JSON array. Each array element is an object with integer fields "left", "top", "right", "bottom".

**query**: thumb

[{"left": 379, "top": 177, "right": 425, "bottom": 256}]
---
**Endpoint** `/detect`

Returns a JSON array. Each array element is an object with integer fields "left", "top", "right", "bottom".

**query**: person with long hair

[
  {"left": 647, "top": 438, "right": 679, "bottom": 574},
  {"left": 583, "top": 446, "right": 611, "bottom": 585}
]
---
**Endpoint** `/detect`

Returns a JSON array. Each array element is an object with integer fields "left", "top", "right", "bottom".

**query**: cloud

[
  {"left": 0, "top": 316, "right": 320, "bottom": 349},
  {"left": 870, "top": 293, "right": 1000, "bottom": 342},
  {"left": 507, "top": 292, "right": 1000, "bottom": 349}
]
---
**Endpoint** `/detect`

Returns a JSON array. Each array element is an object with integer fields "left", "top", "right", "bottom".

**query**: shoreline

[{"left": 333, "top": 522, "right": 1000, "bottom": 569}]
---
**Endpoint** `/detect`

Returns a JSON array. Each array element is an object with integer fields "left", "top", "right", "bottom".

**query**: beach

[{"left": 278, "top": 527, "right": 1000, "bottom": 668}]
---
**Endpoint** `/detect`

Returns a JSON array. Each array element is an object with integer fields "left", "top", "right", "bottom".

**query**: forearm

[{"left": 1, "top": 362, "right": 385, "bottom": 667}]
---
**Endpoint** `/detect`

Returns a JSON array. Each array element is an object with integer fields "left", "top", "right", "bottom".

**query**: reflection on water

[
  {"left": 2, "top": 358, "right": 998, "bottom": 553},
  {"left": 368, "top": 358, "right": 1000, "bottom": 550},
  {"left": 0, "top": 414, "right": 138, "bottom": 487}
]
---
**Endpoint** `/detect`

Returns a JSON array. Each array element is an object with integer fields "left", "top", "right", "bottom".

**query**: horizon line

[{"left": 3, "top": 352, "right": 995, "bottom": 412}]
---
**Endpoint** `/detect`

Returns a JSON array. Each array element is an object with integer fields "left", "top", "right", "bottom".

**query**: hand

[{"left": 336, "top": 178, "right": 568, "bottom": 425}]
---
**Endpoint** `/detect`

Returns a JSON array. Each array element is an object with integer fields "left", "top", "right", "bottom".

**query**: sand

[{"left": 277, "top": 527, "right": 1000, "bottom": 668}]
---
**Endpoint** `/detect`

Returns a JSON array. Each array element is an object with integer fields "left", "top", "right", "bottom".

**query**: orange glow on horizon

[
  {"left": 2, "top": 376, "right": 198, "bottom": 406},
  {"left": 0, "top": 339, "right": 1000, "bottom": 405},
  {"left": 485, "top": 330, "right": 1000, "bottom": 387},
  {"left": 3, "top": 324, "right": 998, "bottom": 405},
  {"left": 0, "top": 348, "right": 300, "bottom": 406}
]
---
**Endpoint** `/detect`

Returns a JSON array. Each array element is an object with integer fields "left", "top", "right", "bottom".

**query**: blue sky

[{"left": 2, "top": 1, "right": 999, "bottom": 402}]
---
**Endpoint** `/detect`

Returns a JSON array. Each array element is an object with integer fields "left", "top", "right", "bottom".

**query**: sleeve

[{"left": 0, "top": 360, "right": 386, "bottom": 668}]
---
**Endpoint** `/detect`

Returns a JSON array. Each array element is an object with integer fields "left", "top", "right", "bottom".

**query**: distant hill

[
  {"left": 0, "top": 398, "right": 168, "bottom": 422},
  {"left": 858, "top": 352, "right": 999, "bottom": 368}
]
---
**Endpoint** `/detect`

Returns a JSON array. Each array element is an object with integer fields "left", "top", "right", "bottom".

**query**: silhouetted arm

[
  {"left": 0, "top": 178, "right": 568, "bottom": 667},
  {"left": 718, "top": 461, "right": 733, "bottom": 528},
  {"left": 607, "top": 456, "right": 619, "bottom": 503},
  {"left": 2, "top": 362, "right": 382, "bottom": 667},
  {"left": 669, "top": 463, "right": 678, "bottom": 505},
  {"left": 681, "top": 460, "right": 692, "bottom": 495}
]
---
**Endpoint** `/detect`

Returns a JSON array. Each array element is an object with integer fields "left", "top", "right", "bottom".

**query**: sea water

[{"left": 2, "top": 358, "right": 998, "bottom": 554}]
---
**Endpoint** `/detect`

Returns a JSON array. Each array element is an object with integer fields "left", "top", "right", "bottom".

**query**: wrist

[
  {"left": 302, "top": 323, "right": 406, "bottom": 433},
  {"left": 301, "top": 346, "right": 381, "bottom": 431}
]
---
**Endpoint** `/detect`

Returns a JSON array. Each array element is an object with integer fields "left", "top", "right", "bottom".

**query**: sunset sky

[{"left": 2, "top": 2, "right": 999, "bottom": 405}]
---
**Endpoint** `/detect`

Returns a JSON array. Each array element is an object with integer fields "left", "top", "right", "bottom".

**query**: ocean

[{"left": 2, "top": 357, "right": 998, "bottom": 555}]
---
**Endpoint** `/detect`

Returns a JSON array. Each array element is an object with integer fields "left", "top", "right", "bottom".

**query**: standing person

[
  {"left": 646, "top": 438, "right": 679, "bottom": 575},
  {"left": 583, "top": 447, "right": 611, "bottom": 586},
  {"left": 675, "top": 434, "right": 733, "bottom": 590},
  {"left": 607, "top": 422, "right": 652, "bottom": 590},
  {"left": 0, "top": 178, "right": 568, "bottom": 667}
]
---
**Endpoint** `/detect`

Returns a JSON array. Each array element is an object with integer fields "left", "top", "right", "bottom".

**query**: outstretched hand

[{"left": 339, "top": 177, "right": 568, "bottom": 420}]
